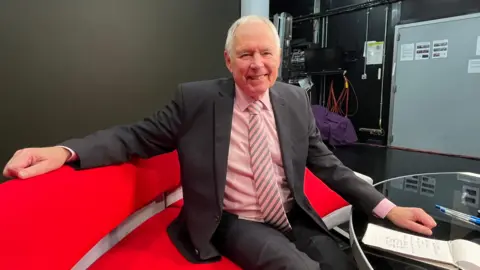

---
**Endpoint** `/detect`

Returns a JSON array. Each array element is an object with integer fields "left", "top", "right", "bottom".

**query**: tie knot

[{"left": 247, "top": 101, "right": 263, "bottom": 115}]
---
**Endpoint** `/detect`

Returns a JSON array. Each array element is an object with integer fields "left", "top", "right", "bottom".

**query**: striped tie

[{"left": 247, "top": 101, "right": 292, "bottom": 232}]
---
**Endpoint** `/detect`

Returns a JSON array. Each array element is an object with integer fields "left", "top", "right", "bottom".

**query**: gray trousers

[{"left": 212, "top": 204, "right": 357, "bottom": 270}]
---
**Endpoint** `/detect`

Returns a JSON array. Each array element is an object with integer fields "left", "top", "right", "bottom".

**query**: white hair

[{"left": 225, "top": 15, "right": 280, "bottom": 56}]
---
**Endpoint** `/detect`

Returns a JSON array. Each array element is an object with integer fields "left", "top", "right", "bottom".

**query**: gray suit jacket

[{"left": 62, "top": 77, "right": 386, "bottom": 263}]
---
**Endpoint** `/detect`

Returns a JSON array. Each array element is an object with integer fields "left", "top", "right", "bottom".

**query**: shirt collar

[{"left": 234, "top": 85, "right": 272, "bottom": 112}]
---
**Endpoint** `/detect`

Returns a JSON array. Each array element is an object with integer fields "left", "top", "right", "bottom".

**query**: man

[{"left": 3, "top": 15, "right": 436, "bottom": 269}]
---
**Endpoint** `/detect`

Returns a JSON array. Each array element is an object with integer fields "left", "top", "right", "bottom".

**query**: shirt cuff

[
  {"left": 56, "top": 146, "right": 77, "bottom": 162},
  {"left": 372, "top": 198, "right": 397, "bottom": 219}
]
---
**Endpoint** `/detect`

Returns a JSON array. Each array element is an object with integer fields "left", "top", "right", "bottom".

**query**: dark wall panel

[
  {"left": 270, "top": 0, "right": 315, "bottom": 42},
  {"left": 401, "top": 0, "right": 480, "bottom": 23},
  {"left": 327, "top": 0, "right": 369, "bottom": 9},
  {"left": 327, "top": 5, "right": 390, "bottom": 143},
  {"left": 0, "top": 0, "right": 240, "bottom": 181},
  {"left": 271, "top": 0, "right": 314, "bottom": 17}
]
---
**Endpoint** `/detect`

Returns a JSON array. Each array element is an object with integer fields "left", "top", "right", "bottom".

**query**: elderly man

[{"left": 3, "top": 15, "right": 436, "bottom": 270}]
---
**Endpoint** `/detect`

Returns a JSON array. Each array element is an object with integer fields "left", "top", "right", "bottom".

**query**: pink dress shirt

[
  {"left": 222, "top": 86, "right": 294, "bottom": 222},
  {"left": 62, "top": 86, "right": 396, "bottom": 222},
  {"left": 222, "top": 86, "right": 396, "bottom": 221}
]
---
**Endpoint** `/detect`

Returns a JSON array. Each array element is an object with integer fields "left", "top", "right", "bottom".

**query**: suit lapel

[
  {"left": 213, "top": 79, "right": 235, "bottom": 206},
  {"left": 213, "top": 81, "right": 296, "bottom": 204},
  {"left": 270, "top": 85, "right": 296, "bottom": 190}
]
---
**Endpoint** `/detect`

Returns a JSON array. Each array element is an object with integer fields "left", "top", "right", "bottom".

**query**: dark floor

[{"left": 332, "top": 144, "right": 480, "bottom": 184}]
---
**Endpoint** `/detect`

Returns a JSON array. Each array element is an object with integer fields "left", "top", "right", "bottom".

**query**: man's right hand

[{"left": 2, "top": 147, "right": 72, "bottom": 179}]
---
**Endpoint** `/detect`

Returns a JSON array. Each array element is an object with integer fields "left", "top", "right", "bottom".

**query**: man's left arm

[
  {"left": 303, "top": 95, "right": 436, "bottom": 234},
  {"left": 304, "top": 113, "right": 388, "bottom": 215}
]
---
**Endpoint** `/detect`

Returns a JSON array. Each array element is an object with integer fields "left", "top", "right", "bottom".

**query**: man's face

[{"left": 224, "top": 21, "right": 280, "bottom": 99}]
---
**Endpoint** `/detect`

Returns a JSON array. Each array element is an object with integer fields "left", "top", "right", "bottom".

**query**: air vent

[
  {"left": 420, "top": 176, "right": 436, "bottom": 197},
  {"left": 462, "top": 185, "right": 479, "bottom": 207},
  {"left": 404, "top": 175, "right": 419, "bottom": 193}
]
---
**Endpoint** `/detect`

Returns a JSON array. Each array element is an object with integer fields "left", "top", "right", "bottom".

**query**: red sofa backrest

[
  {"left": 131, "top": 151, "right": 181, "bottom": 207},
  {"left": 304, "top": 169, "right": 349, "bottom": 217}
]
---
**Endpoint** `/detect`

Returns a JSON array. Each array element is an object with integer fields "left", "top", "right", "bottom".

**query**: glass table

[{"left": 349, "top": 172, "right": 480, "bottom": 269}]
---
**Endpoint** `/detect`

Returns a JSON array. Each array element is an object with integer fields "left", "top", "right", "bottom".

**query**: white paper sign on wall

[
  {"left": 415, "top": 41, "right": 430, "bottom": 60},
  {"left": 432, "top": 39, "right": 448, "bottom": 59}
]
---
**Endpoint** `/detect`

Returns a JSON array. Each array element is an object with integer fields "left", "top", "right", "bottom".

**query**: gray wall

[
  {"left": 0, "top": 0, "right": 240, "bottom": 181},
  {"left": 389, "top": 13, "right": 480, "bottom": 158}
]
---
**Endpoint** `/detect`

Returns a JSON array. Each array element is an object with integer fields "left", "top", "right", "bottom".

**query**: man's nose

[{"left": 250, "top": 53, "right": 264, "bottom": 69}]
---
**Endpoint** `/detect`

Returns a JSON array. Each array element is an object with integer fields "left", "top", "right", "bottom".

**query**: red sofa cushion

[
  {"left": 0, "top": 164, "right": 136, "bottom": 270},
  {"left": 89, "top": 169, "right": 349, "bottom": 270},
  {"left": 89, "top": 201, "right": 240, "bottom": 270},
  {"left": 0, "top": 152, "right": 180, "bottom": 270},
  {"left": 304, "top": 169, "right": 349, "bottom": 217}
]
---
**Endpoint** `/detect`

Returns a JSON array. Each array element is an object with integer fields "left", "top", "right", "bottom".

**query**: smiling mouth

[{"left": 248, "top": 75, "right": 268, "bottom": 80}]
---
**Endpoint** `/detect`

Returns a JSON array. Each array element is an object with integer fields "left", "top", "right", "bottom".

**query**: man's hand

[
  {"left": 2, "top": 147, "right": 72, "bottom": 179},
  {"left": 386, "top": 206, "right": 437, "bottom": 236}
]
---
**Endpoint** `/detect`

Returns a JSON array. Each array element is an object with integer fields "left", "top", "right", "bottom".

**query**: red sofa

[{"left": 0, "top": 151, "right": 371, "bottom": 270}]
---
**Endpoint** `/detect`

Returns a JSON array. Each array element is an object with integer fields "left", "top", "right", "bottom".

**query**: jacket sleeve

[
  {"left": 61, "top": 85, "right": 184, "bottom": 169},
  {"left": 303, "top": 93, "right": 385, "bottom": 213}
]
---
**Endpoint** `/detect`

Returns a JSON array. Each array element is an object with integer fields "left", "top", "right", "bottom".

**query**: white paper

[
  {"left": 476, "top": 36, "right": 480, "bottom": 56},
  {"left": 366, "top": 41, "right": 384, "bottom": 65},
  {"left": 432, "top": 39, "right": 448, "bottom": 59},
  {"left": 468, "top": 59, "right": 480, "bottom": 73},
  {"left": 362, "top": 223, "right": 455, "bottom": 265},
  {"left": 415, "top": 42, "right": 431, "bottom": 60},
  {"left": 400, "top": 43, "right": 414, "bottom": 61},
  {"left": 298, "top": 77, "right": 313, "bottom": 90},
  {"left": 451, "top": 239, "right": 480, "bottom": 268}
]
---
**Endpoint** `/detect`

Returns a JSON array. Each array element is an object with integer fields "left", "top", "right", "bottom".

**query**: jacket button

[
  {"left": 215, "top": 215, "right": 220, "bottom": 222},
  {"left": 195, "top": 249, "right": 199, "bottom": 255}
]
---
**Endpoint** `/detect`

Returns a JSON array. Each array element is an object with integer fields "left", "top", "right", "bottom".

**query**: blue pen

[
  {"left": 437, "top": 208, "right": 480, "bottom": 226},
  {"left": 435, "top": 205, "right": 480, "bottom": 225},
  {"left": 435, "top": 205, "right": 480, "bottom": 222}
]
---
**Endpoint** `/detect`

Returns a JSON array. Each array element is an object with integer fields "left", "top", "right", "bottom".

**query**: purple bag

[{"left": 311, "top": 105, "right": 358, "bottom": 146}]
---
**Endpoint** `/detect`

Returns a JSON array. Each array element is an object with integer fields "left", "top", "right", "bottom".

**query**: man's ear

[{"left": 224, "top": 50, "right": 232, "bottom": 72}]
